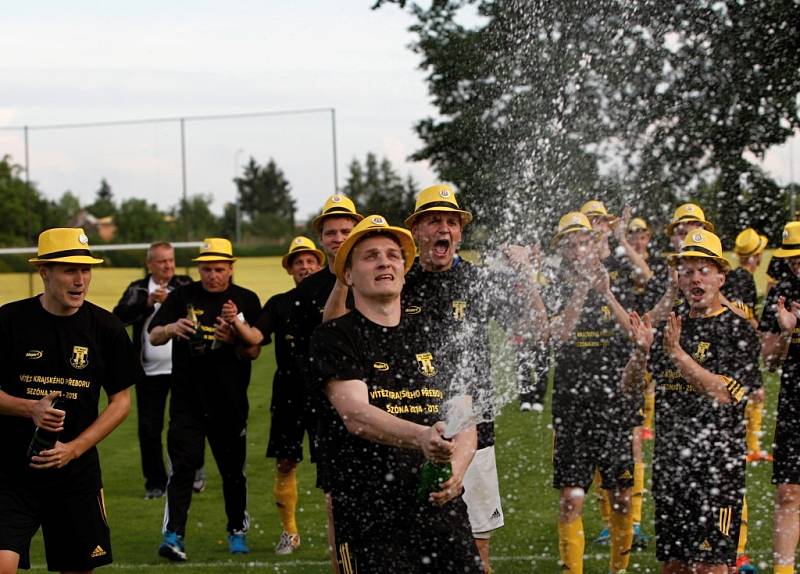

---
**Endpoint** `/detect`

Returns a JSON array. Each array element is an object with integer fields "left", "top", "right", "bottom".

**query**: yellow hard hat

[
  {"left": 734, "top": 228, "right": 767, "bottom": 257},
  {"left": 551, "top": 212, "right": 593, "bottom": 247},
  {"left": 773, "top": 222, "right": 800, "bottom": 258},
  {"left": 311, "top": 194, "right": 363, "bottom": 235},
  {"left": 192, "top": 238, "right": 237, "bottom": 262},
  {"left": 668, "top": 228, "right": 730, "bottom": 271},
  {"left": 334, "top": 215, "right": 416, "bottom": 283},
  {"left": 404, "top": 184, "right": 472, "bottom": 228},
  {"left": 580, "top": 200, "right": 616, "bottom": 221},
  {"left": 627, "top": 217, "right": 650, "bottom": 233},
  {"left": 281, "top": 236, "right": 325, "bottom": 270},
  {"left": 28, "top": 228, "right": 104, "bottom": 265},
  {"left": 666, "top": 203, "right": 715, "bottom": 235}
]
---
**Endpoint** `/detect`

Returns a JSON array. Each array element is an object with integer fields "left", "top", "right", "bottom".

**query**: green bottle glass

[
  {"left": 186, "top": 304, "right": 207, "bottom": 356},
  {"left": 417, "top": 460, "right": 452, "bottom": 503},
  {"left": 27, "top": 397, "right": 63, "bottom": 462}
]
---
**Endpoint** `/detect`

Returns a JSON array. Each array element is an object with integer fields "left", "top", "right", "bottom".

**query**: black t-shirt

[
  {"left": 149, "top": 281, "right": 261, "bottom": 422},
  {"left": 759, "top": 273, "right": 800, "bottom": 403},
  {"left": 724, "top": 267, "right": 757, "bottom": 320},
  {"left": 310, "top": 310, "right": 451, "bottom": 499},
  {"left": 649, "top": 307, "right": 760, "bottom": 487},
  {"left": 402, "top": 257, "right": 519, "bottom": 449},
  {"left": 0, "top": 297, "right": 139, "bottom": 492},
  {"left": 255, "top": 289, "right": 305, "bottom": 404},
  {"left": 544, "top": 267, "right": 635, "bottom": 426},
  {"left": 641, "top": 253, "right": 673, "bottom": 313},
  {"left": 604, "top": 245, "right": 639, "bottom": 313},
  {"left": 293, "top": 266, "right": 337, "bottom": 352}
]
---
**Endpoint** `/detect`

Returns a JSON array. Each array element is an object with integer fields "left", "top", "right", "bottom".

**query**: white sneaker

[
  {"left": 520, "top": 401, "right": 533, "bottom": 412},
  {"left": 275, "top": 531, "right": 300, "bottom": 555}
]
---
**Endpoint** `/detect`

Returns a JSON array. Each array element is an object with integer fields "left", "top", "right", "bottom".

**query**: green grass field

[{"left": 0, "top": 257, "right": 780, "bottom": 573}]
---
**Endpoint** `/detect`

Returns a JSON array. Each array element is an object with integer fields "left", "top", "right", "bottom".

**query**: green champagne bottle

[
  {"left": 27, "top": 397, "right": 63, "bottom": 462},
  {"left": 186, "top": 304, "right": 207, "bottom": 356},
  {"left": 417, "top": 460, "right": 452, "bottom": 503}
]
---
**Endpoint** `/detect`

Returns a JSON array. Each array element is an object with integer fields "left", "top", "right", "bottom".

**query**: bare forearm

[
  {"left": 603, "top": 289, "right": 630, "bottom": 332},
  {"left": 149, "top": 324, "right": 173, "bottom": 346},
  {"left": 550, "top": 286, "right": 589, "bottom": 343},
  {"left": 336, "top": 402, "right": 427, "bottom": 450},
  {"left": 0, "top": 391, "right": 35, "bottom": 419},
  {"left": 323, "top": 281, "right": 349, "bottom": 323},
  {"left": 648, "top": 285, "right": 676, "bottom": 325},
  {"left": 763, "top": 331, "right": 791, "bottom": 370},
  {"left": 622, "top": 351, "right": 648, "bottom": 393},
  {"left": 68, "top": 389, "right": 131, "bottom": 458},
  {"left": 620, "top": 240, "right": 653, "bottom": 282},
  {"left": 229, "top": 321, "right": 263, "bottom": 346},
  {"left": 671, "top": 350, "right": 735, "bottom": 403},
  {"left": 449, "top": 425, "right": 477, "bottom": 479}
]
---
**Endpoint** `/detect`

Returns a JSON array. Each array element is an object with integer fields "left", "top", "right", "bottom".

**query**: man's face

[
  {"left": 627, "top": 229, "right": 651, "bottom": 255},
  {"left": 40, "top": 263, "right": 92, "bottom": 315},
  {"left": 411, "top": 211, "right": 463, "bottom": 272},
  {"left": 288, "top": 252, "right": 321, "bottom": 286},
  {"left": 560, "top": 231, "right": 597, "bottom": 269},
  {"left": 319, "top": 216, "right": 357, "bottom": 261},
  {"left": 676, "top": 257, "right": 725, "bottom": 312},
  {"left": 345, "top": 235, "right": 405, "bottom": 302},
  {"left": 198, "top": 261, "right": 233, "bottom": 293},
  {"left": 786, "top": 256, "right": 800, "bottom": 278},
  {"left": 670, "top": 221, "right": 703, "bottom": 251},
  {"left": 146, "top": 246, "right": 175, "bottom": 284}
]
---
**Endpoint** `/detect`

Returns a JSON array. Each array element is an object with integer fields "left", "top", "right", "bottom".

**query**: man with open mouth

[{"left": 623, "top": 228, "right": 760, "bottom": 574}]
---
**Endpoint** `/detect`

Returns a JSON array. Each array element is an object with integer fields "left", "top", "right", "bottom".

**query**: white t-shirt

[{"left": 141, "top": 276, "right": 174, "bottom": 376}]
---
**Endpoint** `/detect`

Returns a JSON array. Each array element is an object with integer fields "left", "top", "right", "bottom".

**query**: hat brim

[
  {"left": 29, "top": 255, "right": 104, "bottom": 265},
  {"left": 666, "top": 219, "right": 715, "bottom": 236},
  {"left": 667, "top": 252, "right": 730, "bottom": 272},
  {"left": 404, "top": 207, "right": 473, "bottom": 229},
  {"left": 192, "top": 255, "right": 238, "bottom": 263},
  {"left": 312, "top": 212, "right": 363, "bottom": 235},
  {"left": 773, "top": 247, "right": 800, "bottom": 258},
  {"left": 282, "top": 248, "right": 325, "bottom": 270},
  {"left": 334, "top": 227, "right": 416, "bottom": 283},
  {"left": 550, "top": 226, "right": 593, "bottom": 248}
]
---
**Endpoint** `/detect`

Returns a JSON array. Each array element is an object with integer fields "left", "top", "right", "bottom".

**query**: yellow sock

[
  {"left": 558, "top": 516, "right": 584, "bottom": 573},
  {"left": 274, "top": 468, "right": 298, "bottom": 534},
  {"left": 643, "top": 390, "right": 655, "bottom": 431},
  {"left": 631, "top": 463, "right": 645, "bottom": 525},
  {"left": 609, "top": 506, "right": 634, "bottom": 572},
  {"left": 775, "top": 564, "right": 795, "bottom": 574},
  {"left": 594, "top": 469, "right": 610, "bottom": 527},
  {"left": 746, "top": 401, "right": 763, "bottom": 454},
  {"left": 737, "top": 496, "right": 748, "bottom": 555}
]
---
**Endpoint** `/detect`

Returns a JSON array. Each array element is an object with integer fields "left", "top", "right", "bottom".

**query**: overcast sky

[{"left": 1, "top": 1, "right": 797, "bottom": 223}]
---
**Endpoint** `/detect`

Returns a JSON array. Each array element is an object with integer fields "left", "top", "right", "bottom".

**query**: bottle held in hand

[
  {"left": 186, "top": 304, "right": 207, "bottom": 356},
  {"left": 27, "top": 397, "right": 63, "bottom": 462},
  {"left": 417, "top": 460, "right": 453, "bottom": 503}
]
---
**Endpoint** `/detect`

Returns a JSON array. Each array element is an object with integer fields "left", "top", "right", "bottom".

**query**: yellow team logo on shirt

[
  {"left": 609, "top": 270, "right": 619, "bottom": 282},
  {"left": 405, "top": 305, "right": 422, "bottom": 315},
  {"left": 452, "top": 300, "right": 467, "bottom": 321},
  {"left": 601, "top": 305, "right": 612, "bottom": 321},
  {"left": 415, "top": 352, "right": 437, "bottom": 377},
  {"left": 70, "top": 345, "right": 89, "bottom": 369},
  {"left": 693, "top": 341, "right": 711, "bottom": 362},
  {"left": 373, "top": 362, "right": 389, "bottom": 372}
]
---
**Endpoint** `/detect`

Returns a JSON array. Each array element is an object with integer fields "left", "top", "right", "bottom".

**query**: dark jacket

[{"left": 113, "top": 273, "right": 193, "bottom": 356}]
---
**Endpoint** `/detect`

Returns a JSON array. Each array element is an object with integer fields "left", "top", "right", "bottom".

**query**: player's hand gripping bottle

[
  {"left": 27, "top": 397, "right": 63, "bottom": 462},
  {"left": 417, "top": 459, "right": 453, "bottom": 502},
  {"left": 186, "top": 304, "right": 207, "bottom": 356}
]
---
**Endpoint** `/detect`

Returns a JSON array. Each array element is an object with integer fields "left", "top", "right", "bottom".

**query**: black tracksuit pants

[{"left": 136, "top": 374, "right": 171, "bottom": 491}]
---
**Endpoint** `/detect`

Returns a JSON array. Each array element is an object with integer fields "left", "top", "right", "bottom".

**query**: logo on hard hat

[
  {"left": 202, "top": 242, "right": 211, "bottom": 250},
  {"left": 784, "top": 230, "right": 790, "bottom": 239},
  {"left": 371, "top": 216, "right": 385, "bottom": 225},
  {"left": 439, "top": 189, "right": 451, "bottom": 198},
  {"left": 685, "top": 205, "right": 695, "bottom": 212},
  {"left": 692, "top": 233, "right": 703, "bottom": 242},
  {"left": 78, "top": 234, "right": 89, "bottom": 245},
  {"left": 294, "top": 238, "right": 303, "bottom": 245},
  {"left": 571, "top": 215, "right": 582, "bottom": 224},
  {"left": 332, "top": 195, "right": 342, "bottom": 203}
]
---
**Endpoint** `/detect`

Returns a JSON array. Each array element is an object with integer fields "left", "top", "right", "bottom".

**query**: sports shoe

[
  {"left": 736, "top": 553, "right": 757, "bottom": 573},
  {"left": 641, "top": 427, "right": 654, "bottom": 441},
  {"left": 193, "top": 467, "right": 206, "bottom": 493},
  {"left": 158, "top": 531, "right": 187, "bottom": 562},
  {"left": 520, "top": 401, "right": 533, "bottom": 412},
  {"left": 593, "top": 527, "right": 610, "bottom": 545},
  {"left": 746, "top": 450, "right": 773, "bottom": 463},
  {"left": 632, "top": 523, "right": 650, "bottom": 549},
  {"left": 228, "top": 530, "right": 249, "bottom": 554},
  {"left": 275, "top": 531, "right": 301, "bottom": 555},
  {"left": 145, "top": 488, "right": 165, "bottom": 500}
]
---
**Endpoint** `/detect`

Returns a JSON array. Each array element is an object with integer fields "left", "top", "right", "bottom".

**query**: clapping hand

[
  {"left": 776, "top": 296, "right": 800, "bottom": 336},
  {"left": 663, "top": 312, "right": 683, "bottom": 360},
  {"left": 629, "top": 311, "right": 654, "bottom": 353}
]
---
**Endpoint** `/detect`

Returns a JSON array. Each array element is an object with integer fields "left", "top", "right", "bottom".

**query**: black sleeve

[
  {"left": 103, "top": 319, "right": 142, "bottom": 395},
  {"left": 309, "top": 319, "right": 366, "bottom": 388},
  {"left": 148, "top": 287, "right": 184, "bottom": 331},
  {"left": 112, "top": 280, "right": 149, "bottom": 326},
  {"left": 717, "top": 316, "right": 762, "bottom": 398},
  {"left": 758, "top": 284, "right": 781, "bottom": 334},
  {"left": 241, "top": 291, "right": 261, "bottom": 326},
  {"left": 255, "top": 296, "right": 280, "bottom": 346}
]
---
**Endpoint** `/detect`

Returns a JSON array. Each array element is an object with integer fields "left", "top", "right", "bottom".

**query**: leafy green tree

[
  {"left": 341, "top": 153, "right": 417, "bottom": 226},
  {"left": 172, "top": 194, "right": 221, "bottom": 241},
  {"left": 234, "top": 158, "right": 296, "bottom": 241},
  {"left": 115, "top": 198, "right": 168, "bottom": 243},
  {"left": 0, "top": 155, "right": 52, "bottom": 246},
  {"left": 87, "top": 178, "right": 117, "bottom": 218}
]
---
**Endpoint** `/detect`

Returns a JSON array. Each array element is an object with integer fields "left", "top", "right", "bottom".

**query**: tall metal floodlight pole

[
  {"left": 24, "top": 126, "right": 33, "bottom": 295},
  {"left": 331, "top": 108, "right": 339, "bottom": 193},
  {"left": 234, "top": 148, "right": 244, "bottom": 243}
]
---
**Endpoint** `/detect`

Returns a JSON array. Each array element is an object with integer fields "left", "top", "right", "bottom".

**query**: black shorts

[
  {"left": 331, "top": 488, "right": 482, "bottom": 574},
  {"left": 267, "top": 399, "right": 317, "bottom": 462},
  {"left": 773, "top": 395, "right": 800, "bottom": 485},
  {"left": 552, "top": 419, "right": 634, "bottom": 492},
  {"left": 654, "top": 480, "right": 743, "bottom": 565},
  {"left": 0, "top": 482, "right": 112, "bottom": 571}
]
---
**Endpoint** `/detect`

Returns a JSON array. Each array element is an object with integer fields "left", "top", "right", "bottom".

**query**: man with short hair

[
  {"left": 113, "top": 241, "right": 193, "bottom": 499},
  {"left": 0, "top": 227, "right": 136, "bottom": 573},
  {"left": 311, "top": 215, "right": 482, "bottom": 573},
  {"left": 624, "top": 229, "right": 759, "bottom": 574},
  {"left": 225, "top": 236, "right": 324, "bottom": 555},
  {"left": 149, "top": 238, "right": 261, "bottom": 561}
]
